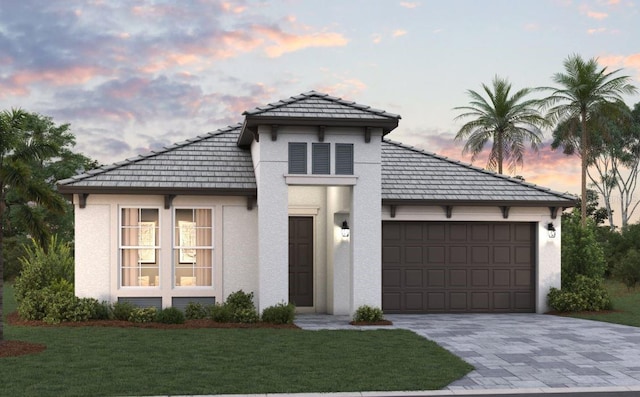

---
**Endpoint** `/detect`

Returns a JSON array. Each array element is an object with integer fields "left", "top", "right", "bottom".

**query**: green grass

[
  {"left": 568, "top": 279, "right": 640, "bottom": 327},
  {"left": 1, "top": 284, "right": 472, "bottom": 396}
]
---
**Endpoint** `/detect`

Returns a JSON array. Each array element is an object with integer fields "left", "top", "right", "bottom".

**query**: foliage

[
  {"left": 560, "top": 214, "right": 606, "bottom": 288},
  {"left": 353, "top": 305, "right": 385, "bottom": 322},
  {"left": 156, "top": 307, "right": 185, "bottom": 324},
  {"left": 208, "top": 303, "right": 233, "bottom": 323},
  {"left": 261, "top": 302, "right": 296, "bottom": 324},
  {"left": 184, "top": 301, "right": 208, "bottom": 320},
  {"left": 128, "top": 307, "right": 158, "bottom": 323},
  {"left": 548, "top": 275, "right": 611, "bottom": 312},
  {"left": 454, "top": 75, "right": 549, "bottom": 174},
  {"left": 567, "top": 279, "right": 640, "bottom": 327},
  {"left": 112, "top": 301, "right": 136, "bottom": 321},
  {"left": 225, "top": 290, "right": 259, "bottom": 323},
  {"left": 1, "top": 234, "right": 30, "bottom": 281},
  {"left": 545, "top": 54, "right": 637, "bottom": 226},
  {"left": 612, "top": 249, "right": 640, "bottom": 290}
]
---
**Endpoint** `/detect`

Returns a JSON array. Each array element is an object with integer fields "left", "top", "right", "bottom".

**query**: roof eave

[
  {"left": 57, "top": 185, "right": 257, "bottom": 197},
  {"left": 237, "top": 115, "right": 400, "bottom": 147},
  {"left": 382, "top": 198, "right": 578, "bottom": 208}
]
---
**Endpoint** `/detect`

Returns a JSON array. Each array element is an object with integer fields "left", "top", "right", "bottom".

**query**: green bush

[
  {"left": 112, "top": 301, "right": 136, "bottom": 321},
  {"left": 208, "top": 303, "right": 232, "bottom": 323},
  {"left": 156, "top": 307, "right": 185, "bottom": 324},
  {"left": 353, "top": 305, "right": 385, "bottom": 322},
  {"left": 261, "top": 302, "right": 295, "bottom": 324},
  {"left": 185, "top": 302, "right": 208, "bottom": 320},
  {"left": 547, "top": 275, "right": 611, "bottom": 312},
  {"left": 233, "top": 308, "right": 259, "bottom": 324},
  {"left": 612, "top": 249, "right": 640, "bottom": 290},
  {"left": 92, "top": 301, "right": 112, "bottom": 320},
  {"left": 225, "top": 290, "right": 259, "bottom": 323},
  {"left": 560, "top": 216, "right": 606, "bottom": 287},
  {"left": 14, "top": 235, "right": 74, "bottom": 304},
  {"left": 128, "top": 307, "right": 157, "bottom": 323}
]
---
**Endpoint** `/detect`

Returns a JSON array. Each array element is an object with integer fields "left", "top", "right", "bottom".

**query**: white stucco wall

[
  {"left": 381, "top": 205, "right": 562, "bottom": 313},
  {"left": 222, "top": 205, "right": 258, "bottom": 300},
  {"left": 73, "top": 194, "right": 257, "bottom": 308}
]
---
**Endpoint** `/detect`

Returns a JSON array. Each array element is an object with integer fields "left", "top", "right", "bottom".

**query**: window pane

[
  {"left": 174, "top": 208, "right": 213, "bottom": 287},
  {"left": 312, "top": 143, "right": 330, "bottom": 174},
  {"left": 120, "top": 208, "right": 160, "bottom": 288},
  {"left": 289, "top": 142, "right": 307, "bottom": 174},
  {"left": 121, "top": 249, "right": 159, "bottom": 287},
  {"left": 335, "top": 143, "right": 354, "bottom": 175}
]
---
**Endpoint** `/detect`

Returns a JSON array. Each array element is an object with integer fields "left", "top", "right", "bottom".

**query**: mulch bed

[{"left": 1, "top": 311, "right": 299, "bottom": 358}]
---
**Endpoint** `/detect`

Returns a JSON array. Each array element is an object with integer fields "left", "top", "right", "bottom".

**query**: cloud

[
  {"left": 399, "top": 2, "right": 420, "bottom": 8},
  {"left": 372, "top": 34, "right": 382, "bottom": 44},
  {"left": 598, "top": 53, "right": 640, "bottom": 80},
  {"left": 255, "top": 23, "right": 349, "bottom": 58},
  {"left": 524, "top": 23, "right": 540, "bottom": 31},
  {"left": 587, "top": 10, "right": 609, "bottom": 19},
  {"left": 393, "top": 29, "right": 408, "bottom": 38},
  {"left": 315, "top": 79, "right": 368, "bottom": 99},
  {"left": 587, "top": 27, "right": 607, "bottom": 34}
]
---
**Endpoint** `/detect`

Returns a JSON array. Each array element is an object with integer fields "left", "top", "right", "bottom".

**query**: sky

[{"left": 1, "top": 0, "right": 640, "bottom": 222}]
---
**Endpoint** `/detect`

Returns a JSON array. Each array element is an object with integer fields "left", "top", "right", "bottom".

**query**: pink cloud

[
  {"left": 399, "top": 2, "right": 420, "bottom": 8},
  {"left": 254, "top": 25, "right": 348, "bottom": 58},
  {"left": 316, "top": 79, "right": 368, "bottom": 99},
  {"left": 587, "top": 10, "right": 608, "bottom": 19},
  {"left": 393, "top": 29, "right": 408, "bottom": 38},
  {"left": 587, "top": 27, "right": 607, "bottom": 34},
  {"left": 9, "top": 65, "right": 108, "bottom": 88},
  {"left": 598, "top": 53, "right": 640, "bottom": 81}
]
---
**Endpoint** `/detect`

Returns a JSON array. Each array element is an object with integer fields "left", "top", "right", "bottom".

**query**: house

[{"left": 57, "top": 91, "right": 576, "bottom": 315}]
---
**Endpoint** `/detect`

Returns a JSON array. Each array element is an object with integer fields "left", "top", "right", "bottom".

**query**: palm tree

[
  {"left": 0, "top": 109, "right": 66, "bottom": 342},
  {"left": 454, "top": 75, "right": 550, "bottom": 174},
  {"left": 545, "top": 54, "right": 637, "bottom": 226}
]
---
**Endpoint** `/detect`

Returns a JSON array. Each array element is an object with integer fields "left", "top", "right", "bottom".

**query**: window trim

[
  {"left": 172, "top": 207, "right": 214, "bottom": 288},
  {"left": 119, "top": 206, "right": 161, "bottom": 288}
]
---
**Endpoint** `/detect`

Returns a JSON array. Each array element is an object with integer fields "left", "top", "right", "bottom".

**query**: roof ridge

[
  {"left": 242, "top": 91, "right": 401, "bottom": 119},
  {"left": 57, "top": 124, "right": 243, "bottom": 186},
  {"left": 382, "top": 138, "right": 577, "bottom": 201}
]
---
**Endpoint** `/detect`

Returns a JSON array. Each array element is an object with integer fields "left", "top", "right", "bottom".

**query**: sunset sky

[{"left": 1, "top": 0, "right": 640, "bottom": 219}]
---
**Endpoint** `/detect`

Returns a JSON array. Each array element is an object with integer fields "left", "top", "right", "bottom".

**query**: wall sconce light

[
  {"left": 341, "top": 220, "right": 350, "bottom": 238},
  {"left": 547, "top": 222, "right": 556, "bottom": 238}
]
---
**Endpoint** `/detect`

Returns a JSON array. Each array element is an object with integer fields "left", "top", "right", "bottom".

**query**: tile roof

[
  {"left": 57, "top": 125, "right": 257, "bottom": 194},
  {"left": 381, "top": 139, "right": 577, "bottom": 205},
  {"left": 243, "top": 91, "right": 401, "bottom": 120}
]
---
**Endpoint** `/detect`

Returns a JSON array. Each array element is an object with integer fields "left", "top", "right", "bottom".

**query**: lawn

[
  {"left": 0, "top": 284, "right": 472, "bottom": 396},
  {"left": 567, "top": 279, "right": 640, "bottom": 327}
]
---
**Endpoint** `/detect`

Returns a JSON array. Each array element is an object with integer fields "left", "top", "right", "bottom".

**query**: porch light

[
  {"left": 341, "top": 220, "right": 350, "bottom": 238},
  {"left": 547, "top": 222, "right": 556, "bottom": 238}
]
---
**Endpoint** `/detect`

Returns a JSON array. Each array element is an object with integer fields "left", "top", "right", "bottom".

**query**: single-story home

[{"left": 58, "top": 91, "right": 576, "bottom": 315}]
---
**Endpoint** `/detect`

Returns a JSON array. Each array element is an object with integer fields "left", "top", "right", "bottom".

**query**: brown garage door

[{"left": 382, "top": 221, "right": 535, "bottom": 313}]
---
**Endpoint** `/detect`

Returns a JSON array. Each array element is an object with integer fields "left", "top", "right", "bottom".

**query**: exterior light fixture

[
  {"left": 341, "top": 220, "right": 350, "bottom": 238},
  {"left": 547, "top": 222, "right": 556, "bottom": 238}
]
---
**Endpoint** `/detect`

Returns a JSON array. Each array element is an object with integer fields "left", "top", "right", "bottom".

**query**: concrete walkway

[{"left": 295, "top": 314, "right": 640, "bottom": 392}]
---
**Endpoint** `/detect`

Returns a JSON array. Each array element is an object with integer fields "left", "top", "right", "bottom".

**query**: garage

[{"left": 382, "top": 221, "right": 535, "bottom": 313}]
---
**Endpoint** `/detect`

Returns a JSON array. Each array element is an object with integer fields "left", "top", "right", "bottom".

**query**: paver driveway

[{"left": 295, "top": 314, "right": 640, "bottom": 391}]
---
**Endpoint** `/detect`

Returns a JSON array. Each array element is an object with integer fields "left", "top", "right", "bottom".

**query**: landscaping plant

[
  {"left": 353, "top": 305, "right": 385, "bottom": 323},
  {"left": 261, "top": 302, "right": 295, "bottom": 324}
]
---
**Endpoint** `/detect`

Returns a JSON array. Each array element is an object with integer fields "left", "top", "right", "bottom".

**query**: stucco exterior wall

[
  {"left": 381, "top": 205, "right": 562, "bottom": 313},
  {"left": 73, "top": 193, "right": 257, "bottom": 308},
  {"left": 222, "top": 205, "right": 258, "bottom": 300}
]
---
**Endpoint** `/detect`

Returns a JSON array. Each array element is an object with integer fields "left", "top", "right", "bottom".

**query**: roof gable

[{"left": 238, "top": 91, "right": 401, "bottom": 146}]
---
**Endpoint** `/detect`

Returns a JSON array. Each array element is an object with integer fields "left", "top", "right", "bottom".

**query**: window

[
  {"left": 288, "top": 142, "right": 307, "bottom": 174},
  {"left": 312, "top": 143, "right": 330, "bottom": 174},
  {"left": 174, "top": 208, "right": 213, "bottom": 287},
  {"left": 335, "top": 143, "right": 354, "bottom": 175},
  {"left": 120, "top": 208, "right": 160, "bottom": 287}
]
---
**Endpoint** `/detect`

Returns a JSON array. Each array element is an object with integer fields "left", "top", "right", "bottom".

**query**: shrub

[
  {"left": 14, "top": 235, "right": 74, "bottom": 304},
  {"left": 560, "top": 216, "right": 606, "bottom": 287},
  {"left": 208, "top": 303, "right": 232, "bottom": 323},
  {"left": 261, "top": 302, "right": 295, "bottom": 324},
  {"left": 128, "top": 307, "right": 157, "bottom": 323},
  {"left": 612, "top": 249, "right": 640, "bottom": 290},
  {"left": 353, "top": 305, "right": 384, "bottom": 323},
  {"left": 156, "top": 307, "right": 185, "bottom": 324},
  {"left": 112, "top": 301, "right": 136, "bottom": 321},
  {"left": 185, "top": 302, "right": 208, "bottom": 320},
  {"left": 225, "top": 290, "right": 259, "bottom": 323},
  {"left": 233, "top": 308, "right": 259, "bottom": 324},
  {"left": 92, "top": 301, "right": 112, "bottom": 320},
  {"left": 547, "top": 275, "right": 611, "bottom": 312}
]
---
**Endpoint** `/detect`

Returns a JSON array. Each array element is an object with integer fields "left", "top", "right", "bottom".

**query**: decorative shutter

[
  {"left": 288, "top": 143, "right": 307, "bottom": 174},
  {"left": 335, "top": 143, "right": 354, "bottom": 175},
  {"left": 312, "top": 143, "right": 330, "bottom": 174}
]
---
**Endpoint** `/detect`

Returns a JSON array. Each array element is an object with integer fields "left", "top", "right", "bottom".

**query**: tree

[
  {"left": 0, "top": 109, "right": 75, "bottom": 342},
  {"left": 545, "top": 54, "right": 637, "bottom": 227},
  {"left": 454, "top": 75, "right": 549, "bottom": 174}
]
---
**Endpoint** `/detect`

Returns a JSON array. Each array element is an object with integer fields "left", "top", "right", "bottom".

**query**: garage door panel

[
  {"left": 404, "top": 269, "right": 424, "bottom": 287},
  {"left": 428, "top": 269, "right": 445, "bottom": 287},
  {"left": 382, "top": 222, "right": 535, "bottom": 313}
]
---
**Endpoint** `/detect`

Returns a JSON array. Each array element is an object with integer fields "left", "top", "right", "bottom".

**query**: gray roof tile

[{"left": 381, "top": 139, "right": 576, "bottom": 205}]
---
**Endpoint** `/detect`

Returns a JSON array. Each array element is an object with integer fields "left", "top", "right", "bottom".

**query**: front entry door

[{"left": 289, "top": 216, "right": 314, "bottom": 307}]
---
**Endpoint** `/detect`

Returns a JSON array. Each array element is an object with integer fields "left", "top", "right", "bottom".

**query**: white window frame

[
  {"left": 119, "top": 206, "right": 161, "bottom": 288},
  {"left": 173, "top": 207, "right": 214, "bottom": 288}
]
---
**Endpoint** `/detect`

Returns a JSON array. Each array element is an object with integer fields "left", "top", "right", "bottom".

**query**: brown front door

[{"left": 289, "top": 216, "right": 314, "bottom": 307}]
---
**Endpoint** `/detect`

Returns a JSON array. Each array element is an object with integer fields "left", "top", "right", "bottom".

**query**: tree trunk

[
  {"left": 0, "top": 199, "right": 4, "bottom": 343},
  {"left": 581, "top": 111, "right": 588, "bottom": 227},
  {"left": 497, "top": 130, "right": 503, "bottom": 174}
]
